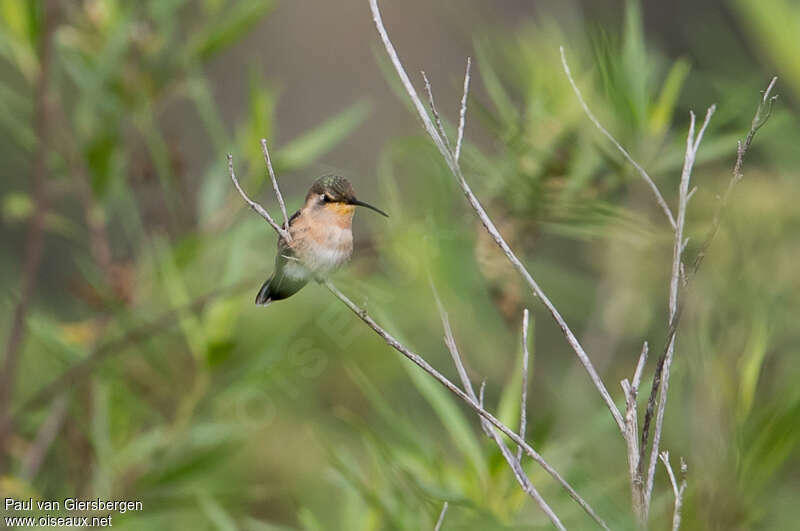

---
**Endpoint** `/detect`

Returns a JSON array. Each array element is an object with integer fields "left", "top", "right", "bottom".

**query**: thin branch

[
  {"left": 14, "top": 279, "right": 252, "bottom": 419},
  {"left": 623, "top": 341, "right": 648, "bottom": 525},
  {"left": 517, "top": 308, "right": 531, "bottom": 463},
  {"left": 454, "top": 57, "right": 471, "bottom": 162},
  {"left": 642, "top": 106, "right": 715, "bottom": 514},
  {"left": 369, "top": 0, "right": 450, "bottom": 158},
  {"left": 560, "top": 46, "right": 676, "bottom": 229},
  {"left": 433, "top": 501, "right": 448, "bottom": 531},
  {"left": 326, "top": 279, "right": 606, "bottom": 529},
  {"left": 659, "top": 452, "right": 687, "bottom": 531},
  {"left": 21, "top": 393, "right": 70, "bottom": 481},
  {"left": 0, "top": 0, "right": 58, "bottom": 462},
  {"left": 639, "top": 81, "right": 777, "bottom": 516},
  {"left": 632, "top": 341, "right": 649, "bottom": 392},
  {"left": 690, "top": 77, "right": 778, "bottom": 277},
  {"left": 621, "top": 378, "right": 644, "bottom": 524},
  {"left": 227, "top": 153, "right": 291, "bottom": 241},
  {"left": 260, "top": 139, "right": 291, "bottom": 234},
  {"left": 229, "top": 97, "right": 606, "bottom": 525},
  {"left": 422, "top": 71, "right": 453, "bottom": 154},
  {"left": 431, "top": 286, "right": 564, "bottom": 529},
  {"left": 370, "top": 0, "right": 625, "bottom": 435}
]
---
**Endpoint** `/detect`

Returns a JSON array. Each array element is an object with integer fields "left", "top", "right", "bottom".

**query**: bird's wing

[{"left": 274, "top": 209, "right": 302, "bottom": 267}]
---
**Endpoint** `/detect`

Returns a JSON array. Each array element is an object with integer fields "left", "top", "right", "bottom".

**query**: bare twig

[
  {"left": 434, "top": 501, "right": 448, "bottom": 531},
  {"left": 0, "top": 0, "right": 58, "bottom": 462},
  {"left": 455, "top": 58, "right": 471, "bottom": 162},
  {"left": 622, "top": 341, "right": 648, "bottom": 524},
  {"left": 369, "top": 0, "right": 625, "bottom": 435},
  {"left": 328, "top": 279, "right": 604, "bottom": 528},
  {"left": 641, "top": 106, "right": 715, "bottom": 515},
  {"left": 21, "top": 394, "right": 70, "bottom": 481},
  {"left": 227, "top": 153, "right": 291, "bottom": 241},
  {"left": 659, "top": 452, "right": 687, "bottom": 531},
  {"left": 560, "top": 46, "right": 676, "bottom": 229},
  {"left": 229, "top": 132, "right": 606, "bottom": 526},
  {"left": 260, "top": 139, "right": 291, "bottom": 233},
  {"left": 638, "top": 80, "right": 777, "bottom": 520},
  {"left": 517, "top": 308, "right": 531, "bottom": 463},
  {"left": 632, "top": 341, "right": 649, "bottom": 392},
  {"left": 621, "top": 378, "right": 644, "bottom": 524},
  {"left": 422, "top": 71, "right": 453, "bottom": 154},
  {"left": 431, "top": 286, "right": 565, "bottom": 529},
  {"left": 689, "top": 77, "right": 778, "bottom": 278}
]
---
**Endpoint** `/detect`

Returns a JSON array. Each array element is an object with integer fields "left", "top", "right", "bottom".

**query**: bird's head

[{"left": 305, "top": 175, "right": 388, "bottom": 218}]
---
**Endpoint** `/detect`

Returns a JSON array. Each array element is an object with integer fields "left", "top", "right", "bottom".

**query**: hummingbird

[{"left": 255, "top": 175, "right": 388, "bottom": 306}]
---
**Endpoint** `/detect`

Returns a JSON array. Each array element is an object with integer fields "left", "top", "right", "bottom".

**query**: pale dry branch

[
  {"left": 560, "top": 46, "right": 676, "bottom": 229},
  {"left": 637, "top": 80, "right": 776, "bottom": 521},
  {"left": 369, "top": 0, "right": 625, "bottom": 435},
  {"left": 632, "top": 341, "right": 649, "bottom": 392},
  {"left": 659, "top": 451, "right": 687, "bottom": 531},
  {"left": 434, "top": 501, "right": 448, "bottom": 531},
  {"left": 326, "top": 279, "right": 607, "bottom": 529},
  {"left": 455, "top": 57, "right": 471, "bottom": 162},
  {"left": 622, "top": 341, "right": 649, "bottom": 524},
  {"left": 517, "top": 308, "right": 531, "bottom": 463},
  {"left": 431, "top": 285, "right": 565, "bottom": 529},
  {"left": 643, "top": 106, "right": 715, "bottom": 515},
  {"left": 690, "top": 77, "right": 778, "bottom": 277},
  {"left": 231, "top": 135, "right": 602, "bottom": 525},
  {"left": 260, "top": 139, "right": 291, "bottom": 234},
  {"left": 422, "top": 71, "right": 453, "bottom": 154},
  {"left": 227, "top": 153, "right": 291, "bottom": 241},
  {"left": 230, "top": 135, "right": 605, "bottom": 526},
  {"left": 621, "top": 378, "right": 644, "bottom": 523}
]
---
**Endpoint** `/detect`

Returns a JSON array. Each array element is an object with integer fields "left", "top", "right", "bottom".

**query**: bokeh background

[{"left": 1, "top": 0, "right": 798, "bottom": 529}]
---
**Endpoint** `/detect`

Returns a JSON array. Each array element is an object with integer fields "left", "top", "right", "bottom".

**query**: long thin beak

[{"left": 350, "top": 198, "right": 389, "bottom": 217}]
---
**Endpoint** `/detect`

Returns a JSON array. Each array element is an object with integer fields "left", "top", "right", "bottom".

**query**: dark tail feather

[{"left": 255, "top": 273, "right": 308, "bottom": 306}]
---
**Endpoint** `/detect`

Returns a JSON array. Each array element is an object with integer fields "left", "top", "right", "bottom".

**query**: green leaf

[
  {"left": 649, "top": 58, "right": 690, "bottom": 135},
  {"left": 2, "top": 192, "right": 32, "bottom": 221},
  {"left": 198, "top": 492, "right": 237, "bottom": 531},
  {"left": 276, "top": 101, "right": 371, "bottom": 171},
  {"left": 401, "top": 360, "right": 487, "bottom": 484},
  {"left": 737, "top": 318, "right": 771, "bottom": 422},
  {"left": 86, "top": 132, "right": 118, "bottom": 197},
  {"left": 0, "top": 0, "right": 27, "bottom": 38},
  {"left": 90, "top": 381, "right": 113, "bottom": 496},
  {"left": 474, "top": 40, "right": 517, "bottom": 129},
  {"left": 190, "top": 0, "right": 274, "bottom": 61},
  {"left": 346, "top": 363, "right": 428, "bottom": 452},
  {"left": 621, "top": 0, "right": 649, "bottom": 127},
  {"left": 153, "top": 237, "right": 207, "bottom": 360}
]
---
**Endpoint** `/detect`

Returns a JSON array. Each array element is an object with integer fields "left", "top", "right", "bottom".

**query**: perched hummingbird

[{"left": 255, "top": 175, "right": 388, "bottom": 306}]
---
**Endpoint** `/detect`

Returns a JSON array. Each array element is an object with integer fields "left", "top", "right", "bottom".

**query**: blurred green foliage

[{"left": 1, "top": 1, "right": 798, "bottom": 530}]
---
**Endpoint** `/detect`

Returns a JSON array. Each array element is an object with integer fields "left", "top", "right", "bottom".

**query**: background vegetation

[{"left": 1, "top": 0, "right": 797, "bottom": 529}]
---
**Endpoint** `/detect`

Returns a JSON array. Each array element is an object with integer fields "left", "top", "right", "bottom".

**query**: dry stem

[{"left": 369, "top": 0, "right": 625, "bottom": 435}]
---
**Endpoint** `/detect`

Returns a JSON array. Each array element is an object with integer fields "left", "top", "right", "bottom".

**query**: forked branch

[
  {"left": 431, "top": 285, "right": 567, "bottom": 529},
  {"left": 227, "top": 152, "right": 291, "bottom": 242},
  {"left": 659, "top": 452, "right": 687, "bottom": 531},
  {"left": 369, "top": 0, "right": 625, "bottom": 436},
  {"left": 560, "top": 47, "right": 676, "bottom": 229},
  {"left": 227, "top": 144, "right": 609, "bottom": 528}
]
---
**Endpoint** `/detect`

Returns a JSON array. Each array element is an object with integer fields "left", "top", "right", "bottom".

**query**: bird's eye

[
  {"left": 322, "top": 194, "right": 333, "bottom": 203},
  {"left": 319, "top": 194, "right": 327, "bottom": 202}
]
